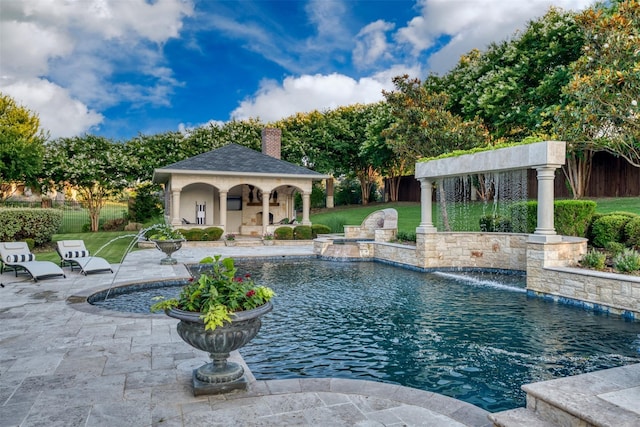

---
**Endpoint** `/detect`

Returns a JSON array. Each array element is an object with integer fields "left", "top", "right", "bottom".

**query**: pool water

[{"left": 92, "top": 259, "right": 640, "bottom": 412}]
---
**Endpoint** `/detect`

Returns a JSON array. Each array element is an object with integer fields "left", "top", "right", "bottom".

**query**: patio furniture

[
  {"left": 56, "top": 240, "right": 113, "bottom": 275},
  {"left": 0, "top": 241, "right": 66, "bottom": 281}
]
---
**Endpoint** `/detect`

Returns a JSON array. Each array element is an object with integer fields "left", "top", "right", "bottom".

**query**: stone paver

[{"left": 0, "top": 243, "right": 491, "bottom": 427}]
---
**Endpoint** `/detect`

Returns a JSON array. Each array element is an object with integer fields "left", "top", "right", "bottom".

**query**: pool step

[
  {"left": 488, "top": 408, "right": 556, "bottom": 426},
  {"left": 489, "top": 364, "right": 640, "bottom": 427}
]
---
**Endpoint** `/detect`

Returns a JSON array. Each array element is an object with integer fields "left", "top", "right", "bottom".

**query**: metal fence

[{"left": 0, "top": 199, "right": 129, "bottom": 234}]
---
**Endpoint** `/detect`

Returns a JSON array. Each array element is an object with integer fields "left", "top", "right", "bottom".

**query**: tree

[
  {"left": 383, "top": 75, "right": 491, "bottom": 229},
  {"left": 383, "top": 75, "right": 490, "bottom": 160},
  {"left": 557, "top": 0, "right": 640, "bottom": 166},
  {"left": 360, "top": 102, "right": 408, "bottom": 202},
  {"left": 426, "top": 7, "right": 584, "bottom": 140},
  {"left": 43, "top": 135, "right": 134, "bottom": 231},
  {"left": 0, "top": 93, "right": 48, "bottom": 200}
]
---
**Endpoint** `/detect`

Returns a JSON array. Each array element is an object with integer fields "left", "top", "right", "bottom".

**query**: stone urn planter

[
  {"left": 166, "top": 302, "right": 273, "bottom": 395},
  {"left": 151, "top": 256, "right": 275, "bottom": 395},
  {"left": 151, "top": 239, "right": 184, "bottom": 265}
]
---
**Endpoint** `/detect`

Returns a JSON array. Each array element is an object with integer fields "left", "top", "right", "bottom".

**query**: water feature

[
  {"left": 437, "top": 170, "right": 528, "bottom": 232},
  {"left": 89, "top": 258, "right": 640, "bottom": 413}
]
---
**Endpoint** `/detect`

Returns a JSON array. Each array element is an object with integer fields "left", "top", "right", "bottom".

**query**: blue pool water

[{"left": 91, "top": 259, "right": 640, "bottom": 412}]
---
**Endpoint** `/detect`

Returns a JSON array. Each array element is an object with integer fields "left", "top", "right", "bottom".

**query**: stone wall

[
  {"left": 416, "top": 232, "right": 529, "bottom": 270},
  {"left": 527, "top": 267, "right": 640, "bottom": 318},
  {"left": 526, "top": 237, "right": 639, "bottom": 318}
]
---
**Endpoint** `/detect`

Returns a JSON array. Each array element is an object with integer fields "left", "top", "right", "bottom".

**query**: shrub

[
  {"left": 509, "top": 201, "right": 536, "bottom": 233},
  {"left": 293, "top": 225, "right": 313, "bottom": 240},
  {"left": 580, "top": 249, "right": 606, "bottom": 270},
  {"left": 604, "top": 241, "right": 626, "bottom": 256},
  {"left": 129, "top": 182, "right": 163, "bottom": 223},
  {"left": 25, "top": 238, "right": 35, "bottom": 251},
  {"left": 102, "top": 217, "right": 127, "bottom": 231},
  {"left": 323, "top": 215, "right": 349, "bottom": 233},
  {"left": 624, "top": 217, "right": 640, "bottom": 248},
  {"left": 274, "top": 226, "right": 293, "bottom": 240},
  {"left": 396, "top": 230, "right": 417, "bottom": 242},
  {"left": 554, "top": 200, "right": 596, "bottom": 237},
  {"left": 202, "top": 227, "right": 224, "bottom": 241},
  {"left": 586, "top": 212, "right": 605, "bottom": 242},
  {"left": 182, "top": 229, "right": 204, "bottom": 241},
  {"left": 613, "top": 249, "right": 640, "bottom": 273},
  {"left": 311, "top": 224, "right": 331, "bottom": 238},
  {"left": 479, "top": 215, "right": 511, "bottom": 232},
  {"left": 0, "top": 208, "right": 63, "bottom": 245},
  {"left": 590, "top": 214, "right": 630, "bottom": 248}
]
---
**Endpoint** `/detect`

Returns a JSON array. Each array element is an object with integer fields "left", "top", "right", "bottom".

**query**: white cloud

[
  {"left": 396, "top": 0, "right": 595, "bottom": 73},
  {"left": 2, "top": 79, "right": 103, "bottom": 139},
  {"left": 231, "top": 66, "right": 422, "bottom": 122},
  {"left": 0, "top": 0, "right": 193, "bottom": 137},
  {"left": 353, "top": 20, "right": 395, "bottom": 69}
]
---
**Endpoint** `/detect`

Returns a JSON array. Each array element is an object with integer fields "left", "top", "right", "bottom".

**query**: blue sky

[{"left": 1, "top": 0, "right": 594, "bottom": 141}]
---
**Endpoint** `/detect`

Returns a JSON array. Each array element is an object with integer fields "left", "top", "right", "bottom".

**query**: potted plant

[
  {"left": 151, "top": 255, "right": 274, "bottom": 395},
  {"left": 224, "top": 233, "right": 236, "bottom": 246},
  {"left": 262, "top": 233, "right": 275, "bottom": 246},
  {"left": 146, "top": 224, "right": 185, "bottom": 265}
]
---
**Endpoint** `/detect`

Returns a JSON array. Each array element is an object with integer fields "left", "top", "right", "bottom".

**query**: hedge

[
  {"left": 508, "top": 200, "right": 596, "bottom": 237},
  {"left": 0, "top": 208, "right": 63, "bottom": 245},
  {"left": 554, "top": 200, "right": 596, "bottom": 237},
  {"left": 590, "top": 214, "right": 630, "bottom": 248},
  {"left": 311, "top": 223, "right": 331, "bottom": 238},
  {"left": 625, "top": 217, "right": 640, "bottom": 248},
  {"left": 293, "top": 225, "right": 313, "bottom": 240},
  {"left": 274, "top": 226, "right": 293, "bottom": 240}
]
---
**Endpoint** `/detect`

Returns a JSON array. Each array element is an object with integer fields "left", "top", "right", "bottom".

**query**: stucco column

[
  {"left": 302, "top": 192, "right": 311, "bottom": 225},
  {"left": 262, "top": 191, "right": 270, "bottom": 235},
  {"left": 326, "top": 178, "right": 334, "bottom": 208},
  {"left": 219, "top": 191, "right": 227, "bottom": 230},
  {"left": 531, "top": 166, "right": 561, "bottom": 243},
  {"left": 170, "top": 189, "right": 181, "bottom": 226},
  {"left": 416, "top": 178, "right": 436, "bottom": 234}
]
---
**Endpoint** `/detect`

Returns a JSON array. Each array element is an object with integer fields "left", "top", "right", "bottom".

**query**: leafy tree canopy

[
  {"left": 43, "top": 135, "right": 135, "bottom": 231},
  {"left": 0, "top": 93, "right": 48, "bottom": 198}
]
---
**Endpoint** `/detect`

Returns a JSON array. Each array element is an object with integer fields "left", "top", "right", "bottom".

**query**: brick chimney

[{"left": 261, "top": 128, "right": 281, "bottom": 159}]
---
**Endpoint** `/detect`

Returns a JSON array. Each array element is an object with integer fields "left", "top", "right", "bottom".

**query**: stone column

[
  {"left": 262, "top": 191, "right": 270, "bottom": 235},
  {"left": 531, "top": 166, "right": 561, "bottom": 243},
  {"left": 416, "top": 178, "right": 436, "bottom": 234},
  {"left": 170, "top": 189, "right": 181, "bottom": 226},
  {"left": 219, "top": 191, "right": 227, "bottom": 230},
  {"left": 302, "top": 192, "right": 311, "bottom": 225},
  {"left": 326, "top": 178, "right": 334, "bottom": 208}
]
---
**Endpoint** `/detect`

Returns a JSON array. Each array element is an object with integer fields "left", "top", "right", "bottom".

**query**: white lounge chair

[
  {"left": 56, "top": 240, "right": 113, "bottom": 275},
  {"left": 0, "top": 242, "right": 66, "bottom": 282}
]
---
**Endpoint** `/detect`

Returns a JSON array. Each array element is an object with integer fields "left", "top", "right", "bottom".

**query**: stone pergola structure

[
  {"left": 414, "top": 140, "right": 567, "bottom": 242},
  {"left": 152, "top": 129, "right": 330, "bottom": 236}
]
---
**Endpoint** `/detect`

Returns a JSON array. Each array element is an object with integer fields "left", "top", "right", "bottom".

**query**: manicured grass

[
  {"left": 309, "top": 197, "right": 640, "bottom": 234},
  {"left": 34, "top": 231, "right": 143, "bottom": 264},
  {"left": 586, "top": 197, "right": 640, "bottom": 215}
]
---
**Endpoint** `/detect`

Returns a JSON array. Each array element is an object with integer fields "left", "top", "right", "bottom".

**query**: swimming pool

[{"left": 91, "top": 258, "right": 640, "bottom": 412}]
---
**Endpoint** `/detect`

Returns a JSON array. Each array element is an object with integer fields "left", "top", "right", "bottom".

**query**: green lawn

[
  {"left": 309, "top": 197, "right": 640, "bottom": 234},
  {"left": 34, "top": 231, "right": 143, "bottom": 264}
]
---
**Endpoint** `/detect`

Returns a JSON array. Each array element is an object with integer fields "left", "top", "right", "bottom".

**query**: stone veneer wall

[
  {"left": 415, "top": 232, "right": 529, "bottom": 270},
  {"left": 526, "top": 238, "right": 640, "bottom": 318}
]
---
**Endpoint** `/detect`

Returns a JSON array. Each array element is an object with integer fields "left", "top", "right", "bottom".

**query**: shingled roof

[{"left": 154, "top": 143, "right": 327, "bottom": 180}]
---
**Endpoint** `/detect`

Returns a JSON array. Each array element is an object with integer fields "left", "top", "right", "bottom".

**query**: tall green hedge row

[{"left": 0, "top": 208, "right": 63, "bottom": 245}]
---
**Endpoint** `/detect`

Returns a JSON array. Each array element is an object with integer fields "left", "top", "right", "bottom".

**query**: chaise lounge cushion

[
  {"left": 4, "top": 254, "right": 35, "bottom": 263},
  {"left": 56, "top": 240, "right": 113, "bottom": 275},
  {"left": 0, "top": 242, "right": 66, "bottom": 281}
]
